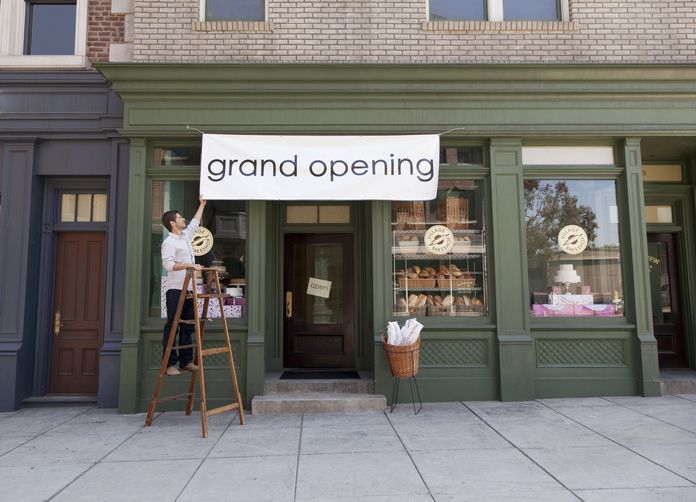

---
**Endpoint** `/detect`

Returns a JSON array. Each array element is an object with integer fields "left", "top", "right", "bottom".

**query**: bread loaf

[
  {"left": 433, "top": 295, "right": 443, "bottom": 306},
  {"left": 397, "top": 298, "right": 407, "bottom": 306},
  {"left": 412, "top": 266, "right": 421, "bottom": 274},
  {"left": 426, "top": 295, "right": 434, "bottom": 306},
  {"left": 436, "top": 272, "right": 446, "bottom": 279},
  {"left": 408, "top": 272, "right": 419, "bottom": 280},
  {"left": 449, "top": 264, "right": 461, "bottom": 277},
  {"left": 455, "top": 296, "right": 465, "bottom": 306},
  {"left": 471, "top": 297, "right": 483, "bottom": 306},
  {"left": 416, "top": 294, "right": 427, "bottom": 307},
  {"left": 439, "top": 265, "right": 450, "bottom": 276},
  {"left": 462, "top": 295, "right": 472, "bottom": 306},
  {"left": 408, "top": 294, "right": 418, "bottom": 306},
  {"left": 442, "top": 295, "right": 454, "bottom": 306},
  {"left": 395, "top": 269, "right": 406, "bottom": 278},
  {"left": 419, "top": 270, "right": 431, "bottom": 278},
  {"left": 425, "top": 266, "right": 437, "bottom": 275}
]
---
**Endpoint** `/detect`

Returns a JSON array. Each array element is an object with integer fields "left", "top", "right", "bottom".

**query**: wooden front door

[
  {"left": 647, "top": 233, "right": 687, "bottom": 368},
  {"left": 284, "top": 233, "right": 354, "bottom": 368},
  {"left": 50, "top": 233, "right": 106, "bottom": 394}
]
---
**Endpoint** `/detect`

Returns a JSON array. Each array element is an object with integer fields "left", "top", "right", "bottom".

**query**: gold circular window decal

[
  {"left": 424, "top": 225, "right": 454, "bottom": 255},
  {"left": 191, "top": 226, "right": 214, "bottom": 256},
  {"left": 558, "top": 225, "right": 588, "bottom": 255}
]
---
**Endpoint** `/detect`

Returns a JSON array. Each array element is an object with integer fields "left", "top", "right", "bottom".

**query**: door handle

[
  {"left": 54, "top": 311, "right": 64, "bottom": 335},
  {"left": 285, "top": 292, "right": 292, "bottom": 318}
]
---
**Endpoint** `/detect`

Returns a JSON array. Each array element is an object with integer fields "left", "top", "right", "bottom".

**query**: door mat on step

[{"left": 280, "top": 370, "right": 360, "bottom": 380}]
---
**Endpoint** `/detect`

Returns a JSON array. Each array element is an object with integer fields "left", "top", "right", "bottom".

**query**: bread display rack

[
  {"left": 392, "top": 231, "right": 487, "bottom": 316},
  {"left": 392, "top": 183, "right": 487, "bottom": 318}
]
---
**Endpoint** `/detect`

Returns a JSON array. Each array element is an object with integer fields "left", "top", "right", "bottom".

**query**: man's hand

[{"left": 192, "top": 264, "right": 203, "bottom": 271}]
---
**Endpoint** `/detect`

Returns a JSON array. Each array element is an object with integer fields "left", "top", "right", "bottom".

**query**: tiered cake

[{"left": 553, "top": 264, "right": 581, "bottom": 284}]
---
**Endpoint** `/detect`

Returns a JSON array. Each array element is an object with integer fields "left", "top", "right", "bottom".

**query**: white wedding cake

[{"left": 553, "top": 264, "right": 580, "bottom": 284}]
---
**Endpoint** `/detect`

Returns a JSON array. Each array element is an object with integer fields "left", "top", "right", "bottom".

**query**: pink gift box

[
  {"left": 573, "top": 305, "right": 595, "bottom": 317},
  {"left": 591, "top": 304, "right": 616, "bottom": 316},
  {"left": 532, "top": 304, "right": 574, "bottom": 317}
]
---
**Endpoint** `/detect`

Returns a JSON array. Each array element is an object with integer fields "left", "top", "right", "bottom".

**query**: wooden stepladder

[{"left": 145, "top": 267, "right": 245, "bottom": 437}]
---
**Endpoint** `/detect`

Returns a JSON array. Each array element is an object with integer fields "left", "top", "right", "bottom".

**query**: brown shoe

[
  {"left": 165, "top": 366, "right": 181, "bottom": 376},
  {"left": 182, "top": 362, "right": 199, "bottom": 372}
]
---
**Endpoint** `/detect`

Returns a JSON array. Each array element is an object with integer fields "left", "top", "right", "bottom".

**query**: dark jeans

[{"left": 163, "top": 289, "right": 195, "bottom": 368}]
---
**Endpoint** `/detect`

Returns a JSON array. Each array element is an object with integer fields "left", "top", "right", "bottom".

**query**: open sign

[{"left": 307, "top": 277, "right": 332, "bottom": 298}]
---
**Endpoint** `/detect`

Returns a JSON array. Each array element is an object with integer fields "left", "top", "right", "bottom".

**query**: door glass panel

[
  {"left": 76, "top": 194, "right": 92, "bottom": 222},
  {"left": 61, "top": 194, "right": 76, "bottom": 222},
  {"left": 293, "top": 242, "right": 344, "bottom": 325},
  {"left": 92, "top": 194, "right": 108, "bottom": 222},
  {"left": 648, "top": 241, "right": 672, "bottom": 325}
]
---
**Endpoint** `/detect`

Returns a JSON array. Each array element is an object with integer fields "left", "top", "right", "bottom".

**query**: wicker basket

[
  {"left": 456, "top": 303, "right": 485, "bottom": 316},
  {"left": 427, "top": 305, "right": 457, "bottom": 316},
  {"left": 393, "top": 201, "right": 426, "bottom": 230},
  {"left": 437, "top": 277, "right": 476, "bottom": 288},
  {"left": 382, "top": 333, "right": 420, "bottom": 378},
  {"left": 394, "top": 303, "right": 426, "bottom": 317},
  {"left": 399, "top": 278, "right": 437, "bottom": 288},
  {"left": 437, "top": 198, "right": 469, "bottom": 230}
]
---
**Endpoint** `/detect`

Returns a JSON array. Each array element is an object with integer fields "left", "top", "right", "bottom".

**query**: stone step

[
  {"left": 251, "top": 393, "right": 387, "bottom": 415},
  {"left": 264, "top": 371, "right": 374, "bottom": 394},
  {"left": 660, "top": 369, "right": 696, "bottom": 395}
]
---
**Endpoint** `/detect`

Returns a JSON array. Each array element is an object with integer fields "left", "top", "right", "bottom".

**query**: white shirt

[{"left": 162, "top": 218, "right": 200, "bottom": 292}]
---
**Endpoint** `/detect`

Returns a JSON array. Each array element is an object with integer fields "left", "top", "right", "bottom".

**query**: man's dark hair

[{"left": 162, "top": 210, "right": 180, "bottom": 232}]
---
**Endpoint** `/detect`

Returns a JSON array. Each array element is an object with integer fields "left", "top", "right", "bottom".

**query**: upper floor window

[
  {"left": 24, "top": 1, "right": 76, "bottom": 55},
  {"left": 0, "top": 0, "right": 88, "bottom": 68},
  {"left": 430, "top": 0, "right": 561, "bottom": 21},
  {"left": 207, "top": 0, "right": 264, "bottom": 21}
]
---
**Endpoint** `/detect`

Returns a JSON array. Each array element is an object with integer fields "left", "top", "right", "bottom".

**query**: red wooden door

[
  {"left": 50, "top": 233, "right": 106, "bottom": 394},
  {"left": 647, "top": 233, "right": 687, "bottom": 368},
  {"left": 284, "top": 233, "right": 354, "bottom": 368}
]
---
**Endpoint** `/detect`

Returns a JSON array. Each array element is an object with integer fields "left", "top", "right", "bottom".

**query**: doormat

[{"left": 280, "top": 370, "right": 360, "bottom": 380}]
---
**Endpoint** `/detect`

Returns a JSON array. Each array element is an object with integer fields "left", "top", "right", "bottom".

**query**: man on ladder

[{"left": 161, "top": 195, "right": 207, "bottom": 376}]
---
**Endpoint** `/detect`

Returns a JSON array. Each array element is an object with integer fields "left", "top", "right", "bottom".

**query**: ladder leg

[
  {"left": 146, "top": 276, "right": 190, "bottom": 426},
  {"left": 215, "top": 272, "right": 245, "bottom": 425}
]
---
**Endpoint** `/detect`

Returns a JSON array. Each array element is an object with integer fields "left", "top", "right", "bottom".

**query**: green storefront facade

[{"left": 96, "top": 63, "right": 696, "bottom": 413}]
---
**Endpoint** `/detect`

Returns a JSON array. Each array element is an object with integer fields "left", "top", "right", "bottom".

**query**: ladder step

[
  {"left": 196, "top": 294, "right": 230, "bottom": 299},
  {"left": 201, "top": 346, "right": 230, "bottom": 356},
  {"left": 171, "top": 344, "right": 196, "bottom": 350},
  {"left": 157, "top": 392, "right": 194, "bottom": 404},
  {"left": 206, "top": 402, "right": 240, "bottom": 418},
  {"left": 178, "top": 319, "right": 215, "bottom": 324}
]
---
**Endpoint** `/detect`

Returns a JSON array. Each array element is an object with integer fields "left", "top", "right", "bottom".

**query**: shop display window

[
  {"left": 149, "top": 180, "right": 247, "bottom": 319},
  {"left": 526, "top": 179, "right": 625, "bottom": 317},
  {"left": 392, "top": 180, "right": 488, "bottom": 318}
]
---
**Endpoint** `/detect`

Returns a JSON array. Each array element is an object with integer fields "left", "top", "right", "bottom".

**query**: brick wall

[
  {"left": 132, "top": 1, "right": 696, "bottom": 63},
  {"left": 88, "top": 0, "right": 126, "bottom": 63}
]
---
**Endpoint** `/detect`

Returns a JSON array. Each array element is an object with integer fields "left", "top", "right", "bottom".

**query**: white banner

[{"left": 200, "top": 134, "right": 439, "bottom": 201}]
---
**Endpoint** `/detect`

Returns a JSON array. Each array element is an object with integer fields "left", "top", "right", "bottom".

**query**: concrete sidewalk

[{"left": 2, "top": 395, "right": 696, "bottom": 501}]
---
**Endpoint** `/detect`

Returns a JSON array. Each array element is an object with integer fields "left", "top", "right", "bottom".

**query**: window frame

[
  {"left": 428, "top": 0, "right": 568, "bottom": 22},
  {"left": 201, "top": 0, "right": 267, "bottom": 22},
  {"left": 0, "top": 0, "right": 88, "bottom": 69}
]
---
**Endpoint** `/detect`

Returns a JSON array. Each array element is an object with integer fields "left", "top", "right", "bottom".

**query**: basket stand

[{"left": 381, "top": 333, "right": 422, "bottom": 415}]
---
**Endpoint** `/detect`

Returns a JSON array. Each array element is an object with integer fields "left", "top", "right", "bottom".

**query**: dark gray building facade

[{"left": 0, "top": 71, "right": 128, "bottom": 411}]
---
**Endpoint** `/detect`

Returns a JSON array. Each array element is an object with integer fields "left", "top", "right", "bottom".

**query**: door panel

[
  {"left": 284, "top": 233, "right": 354, "bottom": 368},
  {"left": 50, "top": 233, "right": 106, "bottom": 394},
  {"left": 647, "top": 233, "right": 687, "bottom": 368}
]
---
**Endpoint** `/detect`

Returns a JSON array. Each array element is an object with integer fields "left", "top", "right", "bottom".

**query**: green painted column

[
  {"left": 623, "top": 138, "right": 661, "bottom": 396},
  {"left": 118, "top": 138, "right": 147, "bottom": 413},
  {"left": 371, "top": 201, "right": 394, "bottom": 401},
  {"left": 490, "top": 138, "right": 535, "bottom": 401},
  {"left": 245, "top": 200, "right": 266, "bottom": 407}
]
